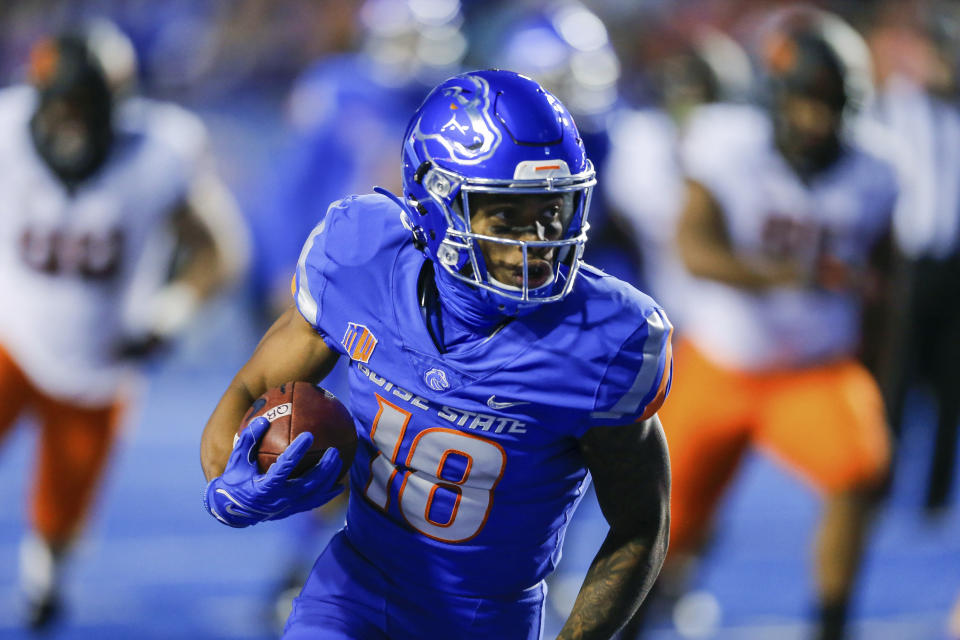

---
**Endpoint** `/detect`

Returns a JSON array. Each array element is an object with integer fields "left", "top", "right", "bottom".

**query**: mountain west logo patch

[{"left": 342, "top": 323, "right": 377, "bottom": 363}]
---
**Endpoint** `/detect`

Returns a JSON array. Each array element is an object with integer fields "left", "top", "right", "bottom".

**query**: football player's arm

[
  {"left": 200, "top": 305, "right": 339, "bottom": 481},
  {"left": 677, "top": 178, "right": 803, "bottom": 289},
  {"left": 161, "top": 167, "right": 250, "bottom": 322},
  {"left": 170, "top": 169, "right": 248, "bottom": 297},
  {"left": 557, "top": 415, "right": 670, "bottom": 640},
  {"left": 151, "top": 167, "right": 249, "bottom": 338}
]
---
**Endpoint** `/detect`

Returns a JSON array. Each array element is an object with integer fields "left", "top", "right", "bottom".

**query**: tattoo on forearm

[
  {"left": 557, "top": 535, "right": 664, "bottom": 640},
  {"left": 558, "top": 418, "right": 670, "bottom": 640}
]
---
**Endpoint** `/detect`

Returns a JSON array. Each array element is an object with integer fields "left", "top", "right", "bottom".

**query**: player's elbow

[
  {"left": 202, "top": 222, "right": 249, "bottom": 295},
  {"left": 210, "top": 218, "right": 250, "bottom": 290},
  {"left": 199, "top": 430, "right": 228, "bottom": 481},
  {"left": 610, "top": 495, "right": 670, "bottom": 557},
  {"left": 189, "top": 181, "right": 251, "bottom": 294}
]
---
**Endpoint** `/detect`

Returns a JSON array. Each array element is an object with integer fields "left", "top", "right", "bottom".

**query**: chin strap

[
  {"left": 374, "top": 186, "right": 428, "bottom": 251},
  {"left": 418, "top": 261, "right": 447, "bottom": 353}
]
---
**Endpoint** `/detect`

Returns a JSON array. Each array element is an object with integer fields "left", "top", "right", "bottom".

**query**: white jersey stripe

[
  {"left": 590, "top": 308, "right": 670, "bottom": 420},
  {"left": 295, "top": 219, "right": 326, "bottom": 326}
]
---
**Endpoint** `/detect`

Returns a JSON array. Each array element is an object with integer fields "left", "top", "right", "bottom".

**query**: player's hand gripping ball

[
  {"left": 203, "top": 382, "right": 357, "bottom": 528},
  {"left": 240, "top": 381, "right": 356, "bottom": 479}
]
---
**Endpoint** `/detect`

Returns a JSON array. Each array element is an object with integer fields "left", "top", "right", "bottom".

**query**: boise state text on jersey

[{"left": 293, "top": 193, "right": 672, "bottom": 597}]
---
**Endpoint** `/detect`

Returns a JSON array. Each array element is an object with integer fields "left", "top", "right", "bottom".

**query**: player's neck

[{"left": 420, "top": 263, "right": 508, "bottom": 354}]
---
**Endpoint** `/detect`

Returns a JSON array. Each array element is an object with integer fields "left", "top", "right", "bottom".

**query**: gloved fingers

[
  {"left": 317, "top": 446, "right": 344, "bottom": 477},
  {"left": 300, "top": 447, "right": 343, "bottom": 489},
  {"left": 228, "top": 416, "right": 270, "bottom": 470},
  {"left": 246, "top": 416, "right": 272, "bottom": 443},
  {"left": 262, "top": 432, "right": 314, "bottom": 488}
]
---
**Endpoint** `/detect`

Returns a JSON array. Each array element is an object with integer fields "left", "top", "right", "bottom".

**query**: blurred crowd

[{"left": 0, "top": 0, "right": 958, "bottom": 638}]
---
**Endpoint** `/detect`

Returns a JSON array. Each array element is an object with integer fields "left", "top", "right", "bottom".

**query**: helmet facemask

[{"left": 419, "top": 160, "right": 594, "bottom": 310}]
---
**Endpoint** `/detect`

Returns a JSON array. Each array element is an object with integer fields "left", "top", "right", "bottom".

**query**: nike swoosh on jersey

[{"left": 486, "top": 395, "right": 530, "bottom": 410}]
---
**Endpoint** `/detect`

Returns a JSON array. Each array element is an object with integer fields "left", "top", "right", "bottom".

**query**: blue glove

[{"left": 203, "top": 417, "right": 345, "bottom": 528}]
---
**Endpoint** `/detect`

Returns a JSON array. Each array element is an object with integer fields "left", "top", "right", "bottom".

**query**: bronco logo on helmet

[{"left": 413, "top": 75, "right": 502, "bottom": 165}]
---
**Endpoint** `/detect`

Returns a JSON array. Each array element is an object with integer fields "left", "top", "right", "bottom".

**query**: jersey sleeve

[
  {"left": 292, "top": 194, "right": 398, "bottom": 355},
  {"left": 587, "top": 306, "right": 674, "bottom": 429},
  {"left": 293, "top": 200, "right": 346, "bottom": 354}
]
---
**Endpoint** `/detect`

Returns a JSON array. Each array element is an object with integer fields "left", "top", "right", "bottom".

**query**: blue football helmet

[{"left": 389, "top": 69, "right": 595, "bottom": 316}]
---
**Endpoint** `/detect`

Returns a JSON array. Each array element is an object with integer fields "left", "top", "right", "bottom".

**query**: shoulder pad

[
  {"left": 536, "top": 268, "right": 674, "bottom": 433},
  {"left": 0, "top": 86, "right": 37, "bottom": 132},
  {"left": 121, "top": 98, "right": 208, "bottom": 159},
  {"left": 682, "top": 104, "right": 769, "bottom": 183},
  {"left": 294, "top": 193, "right": 409, "bottom": 332}
]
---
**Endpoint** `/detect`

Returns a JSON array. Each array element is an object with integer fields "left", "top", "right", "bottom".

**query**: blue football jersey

[{"left": 293, "top": 194, "right": 673, "bottom": 597}]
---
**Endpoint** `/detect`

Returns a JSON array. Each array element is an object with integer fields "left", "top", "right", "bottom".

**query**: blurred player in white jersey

[
  {"left": 0, "top": 22, "right": 247, "bottom": 629},
  {"left": 605, "top": 25, "right": 752, "bottom": 329},
  {"left": 639, "top": 10, "right": 897, "bottom": 640}
]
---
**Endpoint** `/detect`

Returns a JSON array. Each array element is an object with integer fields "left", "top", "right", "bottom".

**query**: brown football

[{"left": 238, "top": 381, "right": 356, "bottom": 479}]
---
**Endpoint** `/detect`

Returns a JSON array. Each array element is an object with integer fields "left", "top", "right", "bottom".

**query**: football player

[
  {"left": 0, "top": 22, "right": 247, "bottom": 629},
  {"left": 641, "top": 10, "right": 895, "bottom": 640},
  {"left": 605, "top": 24, "right": 753, "bottom": 331},
  {"left": 201, "top": 69, "right": 673, "bottom": 639}
]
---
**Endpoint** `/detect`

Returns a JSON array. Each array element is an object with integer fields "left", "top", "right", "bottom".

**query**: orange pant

[
  {"left": 660, "top": 339, "right": 890, "bottom": 554},
  {"left": 0, "top": 344, "right": 124, "bottom": 545}
]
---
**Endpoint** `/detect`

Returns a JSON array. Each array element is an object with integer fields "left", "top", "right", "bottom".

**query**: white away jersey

[
  {"left": 0, "top": 86, "right": 208, "bottom": 404},
  {"left": 680, "top": 104, "right": 897, "bottom": 370},
  {"left": 604, "top": 107, "right": 692, "bottom": 327}
]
